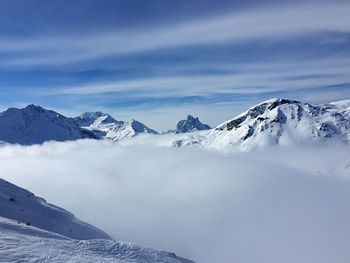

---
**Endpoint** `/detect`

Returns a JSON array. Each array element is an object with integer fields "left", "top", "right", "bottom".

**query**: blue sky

[{"left": 0, "top": 0, "right": 350, "bottom": 130}]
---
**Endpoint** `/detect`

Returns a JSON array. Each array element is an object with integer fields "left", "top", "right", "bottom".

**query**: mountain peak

[
  {"left": 23, "top": 104, "right": 47, "bottom": 113},
  {"left": 175, "top": 115, "right": 211, "bottom": 133},
  {"left": 78, "top": 111, "right": 110, "bottom": 120},
  {"left": 25, "top": 104, "right": 43, "bottom": 109},
  {"left": 210, "top": 97, "right": 350, "bottom": 150},
  {"left": 186, "top": 115, "right": 199, "bottom": 121},
  {"left": 251, "top": 98, "right": 301, "bottom": 110},
  {"left": 0, "top": 105, "right": 96, "bottom": 145},
  {"left": 75, "top": 111, "right": 118, "bottom": 127}
]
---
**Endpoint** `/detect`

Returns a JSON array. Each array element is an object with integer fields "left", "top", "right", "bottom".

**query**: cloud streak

[
  {"left": 40, "top": 58, "right": 350, "bottom": 97},
  {"left": 0, "top": 2, "right": 349, "bottom": 67}
]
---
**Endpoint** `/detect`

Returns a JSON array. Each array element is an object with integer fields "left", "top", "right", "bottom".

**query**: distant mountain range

[
  {"left": 0, "top": 105, "right": 158, "bottom": 145},
  {"left": 0, "top": 98, "right": 349, "bottom": 150}
]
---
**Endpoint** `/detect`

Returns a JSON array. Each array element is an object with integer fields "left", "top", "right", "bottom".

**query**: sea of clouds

[{"left": 0, "top": 139, "right": 350, "bottom": 263}]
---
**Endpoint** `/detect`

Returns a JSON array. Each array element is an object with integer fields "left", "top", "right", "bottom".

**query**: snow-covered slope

[
  {"left": 173, "top": 98, "right": 350, "bottom": 151},
  {"left": 0, "top": 178, "right": 111, "bottom": 240},
  {"left": 0, "top": 178, "right": 193, "bottom": 262},
  {"left": 173, "top": 115, "right": 211, "bottom": 133},
  {"left": 0, "top": 217, "right": 193, "bottom": 263},
  {"left": 0, "top": 105, "right": 96, "bottom": 145},
  {"left": 74, "top": 112, "right": 158, "bottom": 141}
]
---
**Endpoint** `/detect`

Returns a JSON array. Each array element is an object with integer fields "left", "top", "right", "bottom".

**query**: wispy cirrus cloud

[
  {"left": 0, "top": 2, "right": 349, "bottom": 68},
  {"left": 40, "top": 58, "right": 350, "bottom": 97}
]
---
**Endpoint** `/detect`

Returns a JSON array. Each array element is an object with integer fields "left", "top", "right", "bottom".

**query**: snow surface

[
  {"left": 0, "top": 178, "right": 193, "bottom": 262},
  {"left": 0, "top": 178, "right": 111, "bottom": 240},
  {"left": 0, "top": 217, "right": 193, "bottom": 263}
]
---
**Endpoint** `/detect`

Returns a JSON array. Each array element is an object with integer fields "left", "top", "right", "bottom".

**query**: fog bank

[{"left": 1, "top": 140, "right": 350, "bottom": 263}]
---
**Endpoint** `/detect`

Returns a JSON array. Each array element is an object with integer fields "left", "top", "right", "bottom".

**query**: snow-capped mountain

[
  {"left": 0, "top": 105, "right": 157, "bottom": 145},
  {"left": 74, "top": 111, "right": 158, "bottom": 141},
  {"left": 0, "top": 105, "right": 96, "bottom": 145},
  {"left": 1, "top": 99, "right": 350, "bottom": 149},
  {"left": 174, "top": 98, "right": 350, "bottom": 151},
  {"left": 0, "top": 178, "right": 193, "bottom": 262},
  {"left": 173, "top": 115, "right": 211, "bottom": 133}
]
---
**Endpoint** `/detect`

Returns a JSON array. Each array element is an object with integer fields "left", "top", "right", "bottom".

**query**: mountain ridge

[
  {"left": 0, "top": 98, "right": 349, "bottom": 150},
  {"left": 174, "top": 115, "right": 211, "bottom": 133},
  {"left": 173, "top": 98, "right": 350, "bottom": 151},
  {"left": 73, "top": 111, "right": 158, "bottom": 141},
  {"left": 0, "top": 106, "right": 158, "bottom": 145}
]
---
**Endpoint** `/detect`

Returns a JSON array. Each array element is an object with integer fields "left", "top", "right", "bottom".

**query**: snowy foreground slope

[
  {"left": 174, "top": 98, "right": 350, "bottom": 151},
  {"left": 0, "top": 178, "right": 193, "bottom": 263},
  {"left": 0, "top": 217, "right": 192, "bottom": 263},
  {"left": 0, "top": 178, "right": 110, "bottom": 240}
]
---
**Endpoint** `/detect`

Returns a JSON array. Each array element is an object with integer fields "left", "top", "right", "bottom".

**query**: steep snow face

[
  {"left": 0, "top": 178, "right": 111, "bottom": 240},
  {"left": 207, "top": 98, "right": 350, "bottom": 151},
  {"left": 175, "top": 115, "right": 211, "bottom": 133},
  {"left": 0, "top": 105, "right": 96, "bottom": 145},
  {"left": 74, "top": 112, "right": 158, "bottom": 141},
  {"left": 0, "top": 217, "right": 193, "bottom": 263}
]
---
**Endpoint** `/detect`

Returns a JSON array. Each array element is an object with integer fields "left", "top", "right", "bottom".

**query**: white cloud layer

[{"left": 0, "top": 140, "right": 350, "bottom": 263}]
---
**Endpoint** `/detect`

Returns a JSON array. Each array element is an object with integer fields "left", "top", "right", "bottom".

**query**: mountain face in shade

[
  {"left": 175, "top": 115, "right": 211, "bottom": 133},
  {"left": 173, "top": 98, "right": 350, "bottom": 151},
  {"left": 74, "top": 112, "right": 158, "bottom": 141},
  {"left": 0, "top": 105, "right": 96, "bottom": 145}
]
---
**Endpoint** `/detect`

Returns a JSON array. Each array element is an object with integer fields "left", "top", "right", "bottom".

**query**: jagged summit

[
  {"left": 175, "top": 115, "right": 211, "bottom": 133},
  {"left": 24, "top": 104, "right": 46, "bottom": 111},
  {"left": 215, "top": 98, "right": 303, "bottom": 131}
]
